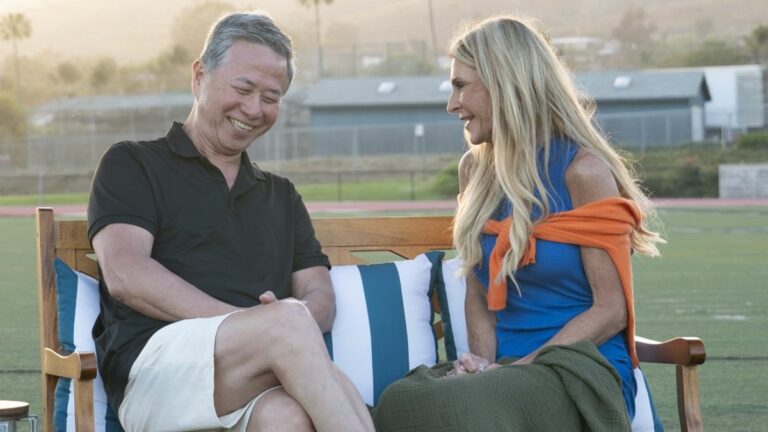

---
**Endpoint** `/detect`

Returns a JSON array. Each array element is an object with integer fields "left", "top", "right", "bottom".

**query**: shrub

[
  {"left": 640, "top": 162, "right": 718, "bottom": 198},
  {"left": 736, "top": 132, "right": 768, "bottom": 150},
  {"left": 431, "top": 161, "right": 459, "bottom": 198}
]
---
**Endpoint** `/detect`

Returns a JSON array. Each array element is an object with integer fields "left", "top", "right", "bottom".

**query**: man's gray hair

[{"left": 199, "top": 11, "right": 295, "bottom": 89}]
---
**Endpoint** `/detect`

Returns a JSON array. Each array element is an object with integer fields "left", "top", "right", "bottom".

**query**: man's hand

[{"left": 258, "top": 291, "right": 278, "bottom": 305}]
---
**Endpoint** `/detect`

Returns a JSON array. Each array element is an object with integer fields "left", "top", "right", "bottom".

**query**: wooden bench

[{"left": 35, "top": 207, "right": 706, "bottom": 432}]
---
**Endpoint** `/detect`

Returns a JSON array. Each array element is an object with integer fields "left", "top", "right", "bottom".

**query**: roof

[
  {"left": 305, "top": 69, "right": 711, "bottom": 108},
  {"left": 304, "top": 76, "right": 451, "bottom": 108},
  {"left": 33, "top": 92, "right": 194, "bottom": 113},
  {"left": 575, "top": 70, "right": 711, "bottom": 102},
  {"left": 32, "top": 85, "right": 310, "bottom": 114}
]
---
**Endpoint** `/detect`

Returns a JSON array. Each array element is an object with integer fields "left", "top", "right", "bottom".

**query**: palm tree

[
  {"left": 298, "top": 0, "right": 333, "bottom": 78},
  {"left": 0, "top": 13, "right": 32, "bottom": 99},
  {"left": 426, "top": 0, "right": 440, "bottom": 70}
]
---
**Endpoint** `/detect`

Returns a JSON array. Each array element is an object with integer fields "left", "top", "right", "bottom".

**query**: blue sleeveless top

[{"left": 475, "top": 138, "right": 636, "bottom": 417}]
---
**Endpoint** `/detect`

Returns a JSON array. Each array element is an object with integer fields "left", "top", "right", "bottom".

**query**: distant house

[
  {"left": 576, "top": 70, "right": 711, "bottom": 148},
  {"left": 28, "top": 92, "right": 194, "bottom": 170},
  {"left": 674, "top": 65, "right": 766, "bottom": 138},
  {"left": 304, "top": 76, "right": 463, "bottom": 156}
]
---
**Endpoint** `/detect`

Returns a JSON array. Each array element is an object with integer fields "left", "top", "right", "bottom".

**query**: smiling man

[{"left": 86, "top": 12, "right": 373, "bottom": 432}]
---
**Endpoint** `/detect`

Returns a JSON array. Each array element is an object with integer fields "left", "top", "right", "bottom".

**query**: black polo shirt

[{"left": 87, "top": 122, "right": 330, "bottom": 410}]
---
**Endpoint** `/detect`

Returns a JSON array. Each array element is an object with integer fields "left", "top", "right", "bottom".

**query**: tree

[
  {"left": 0, "top": 13, "right": 32, "bottom": 99},
  {"left": 745, "top": 24, "right": 768, "bottom": 64},
  {"left": 682, "top": 39, "right": 751, "bottom": 67},
  {"left": 57, "top": 62, "right": 81, "bottom": 85},
  {"left": 171, "top": 1, "right": 234, "bottom": 64},
  {"left": 298, "top": 0, "right": 334, "bottom": 77},
  {"left": 611, "top": 7, "right": 655, "bottom": 67},
  {"left": 90, "top": 57, "right": 118, "bottom": 91},
  {"left": 0, "top": 91, "right": 28, "bottom": 167},
  {"left": 426, "top": 0, "right": 440, "bottom": 69}
]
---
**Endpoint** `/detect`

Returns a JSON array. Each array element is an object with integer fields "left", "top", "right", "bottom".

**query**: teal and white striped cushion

[
  {"left": 436, "top": 257, "right": 664, "bottom": 431},
  {"left": 325, "top": 252, "right": 443, "bottom": 406},
  {"left": 53, "top": 258, "right": 123, "bottom": 432}
]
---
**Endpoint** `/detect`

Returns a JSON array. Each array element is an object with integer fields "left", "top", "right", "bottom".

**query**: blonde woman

[{"left": 374, "top": 15, "right": 664, "bottom": 431}]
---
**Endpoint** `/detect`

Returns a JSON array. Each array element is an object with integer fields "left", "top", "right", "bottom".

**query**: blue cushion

[
  {"left": 435, "top": 257, "right": 664, "bottom": 431},
  {"left": 324, "top": 251, "right": 443, "bottom": 406},
  {"left": 53, "top": 258, "right": 123, "bottom": 432}
]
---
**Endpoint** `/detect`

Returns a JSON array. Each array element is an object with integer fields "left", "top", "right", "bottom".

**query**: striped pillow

[
  {"left": 436, "top": 257, "right": 664, "bottom": 431},
  {"left": 53, "top": 258, "right": 123, "bottom": 432},
  {"left": 324, "top": 251, "right": 443, "bottom": 406}
]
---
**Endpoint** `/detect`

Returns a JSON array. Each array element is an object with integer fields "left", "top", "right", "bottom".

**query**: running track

[{"left": 1, "top": 198, "right": 767, "bottom": 218}]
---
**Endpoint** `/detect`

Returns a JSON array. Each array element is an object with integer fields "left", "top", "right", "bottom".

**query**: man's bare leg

[{"left": 214, "top": 300, "right": 374, "bottom": 432}]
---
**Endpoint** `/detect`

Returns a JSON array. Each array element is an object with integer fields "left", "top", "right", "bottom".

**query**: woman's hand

[{"left": 446, "top": 353, "right": 500, "bottom": 377}]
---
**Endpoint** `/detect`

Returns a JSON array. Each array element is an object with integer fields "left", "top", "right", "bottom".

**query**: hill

[{"left": 1, "top": 0, "right": 766, "bottom": 65}]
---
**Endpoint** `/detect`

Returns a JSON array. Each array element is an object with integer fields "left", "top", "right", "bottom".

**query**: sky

[
  {"left": 1, "top": 0, "right": 766, "bottom": 65},
  {"left": 0, "top": 0, "right": 56, "bottom": 14}
]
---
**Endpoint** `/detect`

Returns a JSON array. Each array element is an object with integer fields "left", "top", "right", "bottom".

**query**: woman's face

[{"left": 447, "top": 59, "right": 493, "bottom": 145}]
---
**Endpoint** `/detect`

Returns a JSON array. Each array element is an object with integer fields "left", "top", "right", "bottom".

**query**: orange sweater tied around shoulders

[{"left": 482, "top": 196, "right": 642, "bottom": 367}]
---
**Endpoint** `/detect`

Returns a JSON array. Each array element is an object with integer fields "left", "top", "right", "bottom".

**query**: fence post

[
  {"left": 410, "top": 171, "right": 416, "bottom": 201},
  {"left": 38, "top": 171, "right": 45, "bottom": 206},
  {"left": 336, "top": 171, "right": 343, "bottom": 202}
]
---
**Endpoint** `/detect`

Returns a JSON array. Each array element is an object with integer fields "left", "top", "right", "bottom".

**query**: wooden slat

[
  {"left": 677, "top": 365, "right": 703, "bottom": 432},
  {"left": 74, "top": 378, "right": 95, "bottom": 432},
  {"left": 75, "top": 250, "right": 98, "bottom": 277},
  {"left": 35, "top": 207, "right": 57, "bottom": 432},
  {"left": 54, "top": 219, "right": 90, "bottom": 249},
  {"left": 313, "top": 216, "right": 453, "bottom": 248},
  {"left": 322, "top": 248, "right": 370, "bottom": 266}
]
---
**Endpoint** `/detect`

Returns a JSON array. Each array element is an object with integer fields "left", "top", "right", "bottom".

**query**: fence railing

[{"left": 0, "top": 168, "right": 448, "bottom": 202}]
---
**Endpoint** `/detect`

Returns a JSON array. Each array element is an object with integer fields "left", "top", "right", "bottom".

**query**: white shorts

[{"left": 118, "top": 312, "right": 280, "bottom": 432}]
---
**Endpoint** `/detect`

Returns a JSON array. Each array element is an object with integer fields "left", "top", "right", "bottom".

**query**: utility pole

[{"left": 427, "top": 0, "right": 440, "bottom": 72}]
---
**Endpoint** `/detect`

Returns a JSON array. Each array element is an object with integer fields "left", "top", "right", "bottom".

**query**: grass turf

[{"left": 1, "top": 206, "right": 766, "bottom": 430}]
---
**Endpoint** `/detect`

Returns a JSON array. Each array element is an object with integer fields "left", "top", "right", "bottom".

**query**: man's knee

[
  {"left": 242, "top": 299, "right": 318, "bottom": 343},
  {"left": 247, "top": 389, "right": 313, "bottom": 432}
]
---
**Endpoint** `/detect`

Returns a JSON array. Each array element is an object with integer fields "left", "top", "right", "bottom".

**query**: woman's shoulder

[{"left": 565, "top": 149, "right": 620, "bottom": 206}]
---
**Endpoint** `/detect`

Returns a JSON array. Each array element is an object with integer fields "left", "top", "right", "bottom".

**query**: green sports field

[{"left": 1, "top": 206, "right": 766, "bottom": 431}]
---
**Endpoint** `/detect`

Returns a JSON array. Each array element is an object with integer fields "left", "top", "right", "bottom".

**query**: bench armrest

[
  {"left": 635, "top": 336, "right": 705, "bottom": 432},
  {"left": 636, "top": 335, "right": 706, "bottom": 366},
  {"left": 42, "top": 348, "right": 97, "bottom": 432}
]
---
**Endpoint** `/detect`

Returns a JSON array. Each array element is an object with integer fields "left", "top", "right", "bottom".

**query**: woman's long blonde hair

[{"left": 451, "top": 15, "right": 663, "bottom": 284}]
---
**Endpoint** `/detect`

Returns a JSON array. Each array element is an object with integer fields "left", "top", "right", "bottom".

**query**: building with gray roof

[{"left": 305, "top": 69, "right": 711, "bottom": 151}]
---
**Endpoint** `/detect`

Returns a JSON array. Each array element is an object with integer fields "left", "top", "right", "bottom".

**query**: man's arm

[
  {"left": 290, "top": 266, "right": 335, "bottom": 333},
  {"left": 93, "top": 223, "right": 241, "bottom": 321}
]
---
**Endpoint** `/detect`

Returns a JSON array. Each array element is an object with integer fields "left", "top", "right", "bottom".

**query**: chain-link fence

[{"left": 2, "top": 108, "right": 759, "bottom": 196}]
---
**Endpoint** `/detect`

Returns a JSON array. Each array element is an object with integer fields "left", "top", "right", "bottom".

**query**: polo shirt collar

[{"left": 166, "top": 122, "right": 267, "bottom": 183}]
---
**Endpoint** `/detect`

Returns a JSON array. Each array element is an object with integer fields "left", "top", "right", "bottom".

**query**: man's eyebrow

[{"left": 234, "top": 77, "right": 256, "bottom": 86}]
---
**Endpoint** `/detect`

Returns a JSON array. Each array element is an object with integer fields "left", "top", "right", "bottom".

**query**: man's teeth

[{"left": 230, "top": 118, "right": 254, "bottom": 132}]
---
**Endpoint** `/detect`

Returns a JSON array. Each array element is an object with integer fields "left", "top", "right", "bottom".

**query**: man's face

[{"left": 191, "top": 41, "right": 288, "bottom": 156}]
